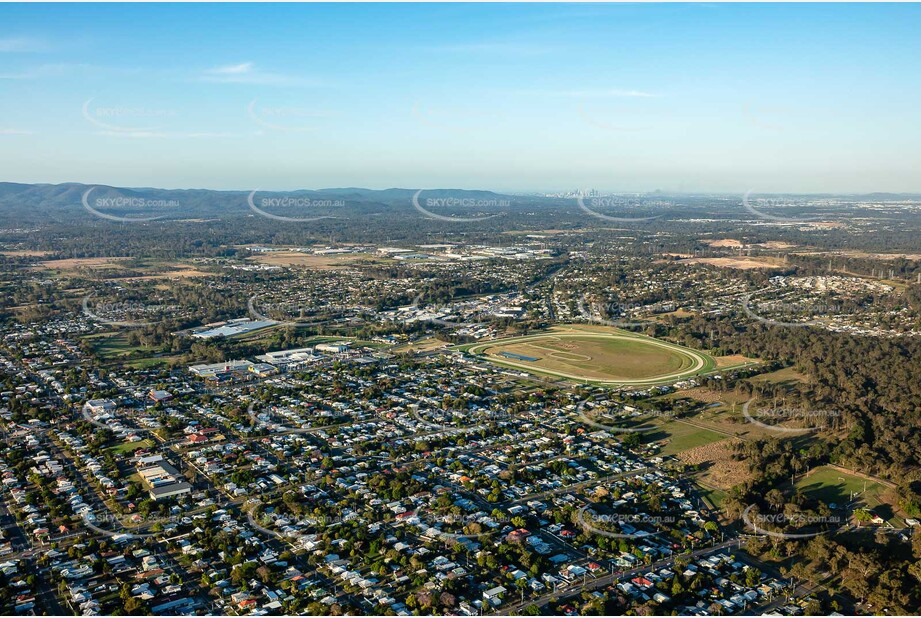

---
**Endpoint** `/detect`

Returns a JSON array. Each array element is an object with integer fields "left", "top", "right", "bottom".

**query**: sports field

[
  {"left": 462, "top": 328, "right": 715, "bottom": 386},
  {"left": 794, "top": 466, "right": 895, "bottom": 514}
]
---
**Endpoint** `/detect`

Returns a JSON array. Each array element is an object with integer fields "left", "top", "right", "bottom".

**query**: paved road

[
  {"left": 493, "top": 539, "right": 741, "bottom": 615},
  {"left": 744, "top": 582, "right": 812, "bottom": 615},
  {"left": 34, "top": 563, "right": 70, "bottom": 616},
  {"left": 499, "top": 467, "right": 648, "bottom": 508},
  {"left": 245, "top": 503, "right": 288, "bottom": 543},
  {"left": 1, "top": 494, "right": 70, "bottom": 615}
]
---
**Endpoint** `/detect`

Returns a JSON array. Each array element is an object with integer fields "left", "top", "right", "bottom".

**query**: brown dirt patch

[
  {"left": 248, "top": 251, "right": 375, "bottom": 269},
  {"left": 716, "top": 354, "right": 758, "bottom": 368},
  {"left": 679, "top": 257, "right": 782, "bottom": 270},
  {"left": 0, "top": 250, "right": 54, "bottom": 257},
  {"left": 702, "top": 239, "right": 743, "bottom": 248},
  {"left": 678, "top": 438, "right": 753, "bottom": 490},
  {"left": 116, "top": 267, "right": 210, "bottom": 281},
  {"left": 39, "top": 257, "right": 131, "bottom": 270},
  {"left": 677, "top": 387, "right": 726, "bottom": 405}
]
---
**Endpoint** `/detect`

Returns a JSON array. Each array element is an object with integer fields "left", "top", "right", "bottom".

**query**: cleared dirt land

[
  {"left": 462, "top": 328, "right": 715, "bottom": 386},
  {"left": 702, "top": 238, "right": 744, "bottom": 248},
  {"left": 35, "top": 257, "right": 208, "bottom": 279},
  {"left": 39, "top": 256, "right": 131, "bottom": 270},
  {"left": 715, "top": 354, "right": 759, "bottom": 368},
  {"left": 678, "top": 256, "right": 783, "bottom": 270},
  {"left": 0, "top": 250, "right": 54, "bottom": 257},
  {"left": 247, "top": 251, "right": 381, "bottom": 269}
]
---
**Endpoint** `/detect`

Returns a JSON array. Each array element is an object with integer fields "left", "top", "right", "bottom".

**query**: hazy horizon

[
  {"left": 2, "top": 3, "right": 920, "bottom": 193},
  {"left": 4, "top": 179, "right": 921, "bottom": 198}
]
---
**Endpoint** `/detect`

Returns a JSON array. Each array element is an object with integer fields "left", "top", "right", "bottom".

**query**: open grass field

[
  {"left": 107, "top": 439, "right": 154, "bottom": 455},
  {"left": 794, "top": 466, "right": 897, "bottom": 521},
  {"left": 83, "top": 332, "right": 175, "bottom": 367},
  {"left": 651, "top": 393, "right": 791, "bottom": 441},
  {"left": 392, "top": 336, "right": 448, "bottom": 353},
  {"left": 749, "top": 366, "right": 811, "bottom": 387},
  {"left": 657, "top": 386, "right": 748, "bottom": 408},
  {"left": 696, "top": 484, "right": 730, "bottom": 510},
  {"left": 246, "top": 250, "right": 387, "bottom": 269},
  {"left": 125, "top": 356, "right": 180, "bottom": 369},
  {"left": 644, "top": 419, "right": 728, "bottom": 456},
  {"left": 38, "top": 256, "right": 132, "bottom": 271},
  {"left": 460, "top": 327, "right": 715, "bottom": 386},
  {"left": 36, "top": 256, "right": 209, "bottom": 280},
  {"left": 84, "top": 332, "right": 147, "bottom": 358}
]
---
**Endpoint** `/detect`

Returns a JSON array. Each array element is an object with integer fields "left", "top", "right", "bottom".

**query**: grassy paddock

[
  {"left": 84, "top": 331, "right": 162, "bottom": 359},
  {"left": 643, "top": 419, "right": 727, "bottom": 456}
]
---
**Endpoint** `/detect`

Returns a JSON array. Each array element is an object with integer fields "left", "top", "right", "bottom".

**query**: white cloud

[
  {"left": 518, "top": 88, "right": 658, "bottom": 98},
  {"left": 200, "top": 62, "right": 313, "bottom": 86},
  {"left": 567, "top": 89, "right": 657, "bottom": 98},
  {"left": 0, "top": 63, "right": 105, "bottom": 80},
  {"left": 431, "top": 41, "right": 554, "bottom": 56},
  {"left": 0, "top": 36, "right": 48, "bottom": 53},
  {"left": 95, "top": 130, "right": 239, "bottom": 139},
  {"left": 207, "top": 62, "right": 256, "bottom": 76}
]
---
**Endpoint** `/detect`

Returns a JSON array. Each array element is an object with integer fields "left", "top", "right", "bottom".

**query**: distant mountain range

[
  {"left": 1, "top": 182, "right": 919, "bottom": 225},
  {"left": 0, "top": 182, "right": 518, "bottom": 223}
]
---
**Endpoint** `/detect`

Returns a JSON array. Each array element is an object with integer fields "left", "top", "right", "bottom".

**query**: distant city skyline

[{"left": 1, "top": 3, "right": 920, "bottom": 193}]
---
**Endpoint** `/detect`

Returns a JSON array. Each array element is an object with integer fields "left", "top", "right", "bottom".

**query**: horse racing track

[{"left": 462, "top": 329, "right": 715, "bottom": 387}]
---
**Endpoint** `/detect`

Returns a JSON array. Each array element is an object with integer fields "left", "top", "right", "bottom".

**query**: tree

[
  {"left": 122, "top": 595, "right": 148, "bottom": 616},
  {"left": 854, "top": 509, "right": 874, "bottom": 525},
  {"left": 745, "top": 567, "right": 761, "bottom": 588},
  {"left": 765, "top": 489, "right": 786, "bottom": 511}
]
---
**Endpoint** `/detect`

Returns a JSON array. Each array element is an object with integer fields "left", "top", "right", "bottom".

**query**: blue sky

[{"left": 1, "top": 3, "right": 919, "bottom": 193}]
